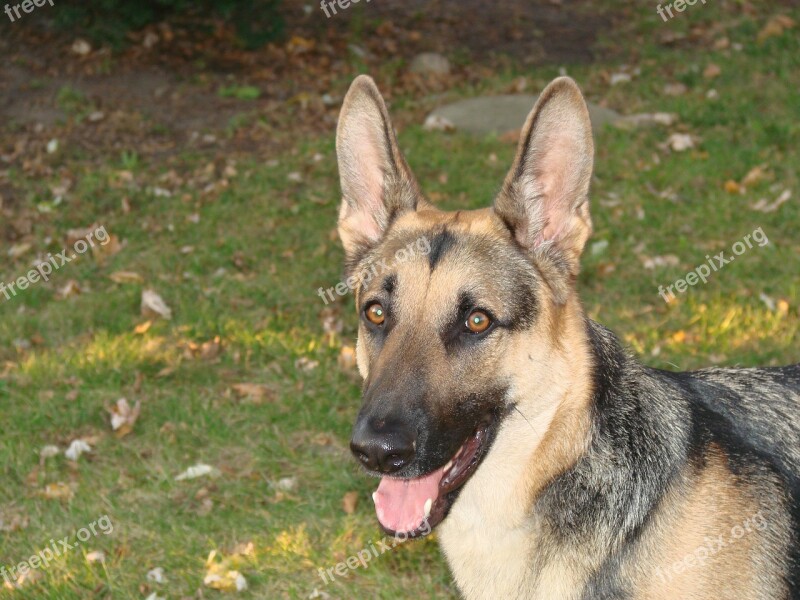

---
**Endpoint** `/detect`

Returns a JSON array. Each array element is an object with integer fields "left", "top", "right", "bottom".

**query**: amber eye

[
  {"left": 465, "top": 310, "right": 491, "bottom": 334},
  {"left": 365, "top": 303, "right": 385, "bottom": 326}
]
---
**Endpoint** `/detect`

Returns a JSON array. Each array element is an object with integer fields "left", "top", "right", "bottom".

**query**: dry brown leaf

[
  {"left": 724, "top": 180, "right": 743, "bottom": 194},
  {"left": 741, "top": 165, "right": 767, "bottom": 188},
  {"left": 199, "top": 337, "right": 223, "bottom": 361},
  {"left": 65, "top": 225, "right": 97, "bottom": 247},
  {"left": 183, "top": 337, "right": 223, "bottom": 361},
  {"left": 40, "top": 482, "right": 75, "bottom": 501},
  {"left": 757, "top": 14, "right": 796, "bottom": 42},
  {"left": 703, "top": 63, "right": 721, "bottom": 79},
  {"left": 230, "top": 383, "right": 277, "bottom": 404},
  {"left": 56, "top": 280, "right": 82, "bottom": 299},
  {"left": 2, "top": 566, "right": 42, "bottom": 590},
  {"left": 338, "top": 346, "right": 357, "bottom": 371},
  {"left": 671, "top": 330, "right": 687, "bottom": 344},
  {"left": 0, "top": 505, "right": 29, "bottom": 532},
  {"left": 134, "top": 320, "right": 152, "bottom": 335},
  {"left": 109, "top": 271, "right": 144, "bottom": 284},
  {"left": 342, "top": 491, "right": 359, "bottom": 514},
  {"left": 155, "top": 365, "right": 176, "bottom": 378}
]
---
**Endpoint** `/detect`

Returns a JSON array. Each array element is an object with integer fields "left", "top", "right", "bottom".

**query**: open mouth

[{"left": 372, "top": 425, "right": 489, "bottom": 537}]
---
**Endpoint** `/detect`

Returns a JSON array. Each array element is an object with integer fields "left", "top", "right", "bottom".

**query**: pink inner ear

[
  {"left": 532, "top": 133, "right": 580, "bottom": 245},
  {"left": 344, "top": 120, "right": 389, "bottom": 243}
]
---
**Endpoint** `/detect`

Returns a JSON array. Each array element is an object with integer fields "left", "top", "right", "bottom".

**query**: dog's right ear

[{"left": 336, "top": 75, "right": 425, "bottom": 265}]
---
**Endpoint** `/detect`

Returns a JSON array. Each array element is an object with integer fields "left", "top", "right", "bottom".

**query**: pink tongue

[{"left": 374, "top": 466, "right": 445, "bottom": 533}]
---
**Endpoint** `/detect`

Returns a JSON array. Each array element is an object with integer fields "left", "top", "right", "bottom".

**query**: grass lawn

[{"left": 1, "top": 3, "right": 798, "bottom": 598}]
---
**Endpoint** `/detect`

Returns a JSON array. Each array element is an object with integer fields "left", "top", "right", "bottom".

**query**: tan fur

[
  {"left": 634, "top": 446, "right": 788, "bottom": 600},
  {"left": 438, "top": 289, "right": 596, "bottom": 600}
]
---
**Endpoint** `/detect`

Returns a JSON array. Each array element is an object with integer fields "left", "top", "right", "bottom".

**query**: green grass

[{"left": 1, "top": 4, "right": 799, "bottom": 598}]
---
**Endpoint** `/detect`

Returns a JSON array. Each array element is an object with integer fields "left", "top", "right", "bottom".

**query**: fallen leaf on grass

[
  {"left": 134, "top": 321, "right": 152, "bottom": 335},
  {"left": 342, "top": 491, "right": 359, "bottom": 514},
  {"left": 2, "top": 567, "right": 42, "bottom": 590},
  {"left": 7, "top": 242, "right": 32, "bottom": 259},
  {"left": 85, "top": 550, "right": 105, "bottom": 563},
  {"left": 422, "top": 114, "right": 455, "bottom": 132},
  {"left": 0, "top": 505, "right": 29, "bottom": 532},
  {"left": 724, "top": 180, "right": 743, "bottom": 194},
  {"left": 40, "top": 445, "right": 60, "bottom": 460},
  {"left": 642, "top": 255, "right": 680, "bottom": 269},
  {"left": 665, "top": 133, "right": 695, "bottom": 152},
  {"left": 759, "top": 292, "right": 776, "bottom": 311},
  {"left": 204, "top": 550, "right": 248, "bottom": 592},
  {"left": 91, "top": 234, "right": 123, "bottom": 263},
  {"left": 71, "top": 38, "right": 91, "bottom": 55},
  {"left": 40, "top": 482, "right": 75, "bottom": 501},
  {"left": 146, "top": 567, "right": 167, "bottom": 583},
  {"left": 663, "top": 82, "right": 688, "bottom": 96},
  {"left": 109, "top": 271, "right": 144, "bottom": 284},
  {"left": 295, "top": 357, "right": 319, "bottom": 372},
  {"left": 751, "top": 189, "right": 791, "bottom": 213},
  {"left": 338, "top": 346, "right": 357, "bottom": 371},
  {"left": 183, "top": 337, "right": 223, "bottom": 361},
  {"left": 107, "top": 398, "right": 141, "bottom": 437},
  {"left": 65, "top": 439, "right": 91, "bottom": 461},
  {"left": 274, "top": 476, "right": 298, "bottom": 492},
  {"left": 141, "top": 289, "right": 172, "bottom": 320},
  {"left": 56, "top": 280, "right": 82, "bottom": 299},
  {"left": 703, "top": 63, "right": 721, "bottom": 79},
  {"left": 175, "top": 464, "right": 220, "bottom": 481},
  {"left": 757, "top": 14, "right": 795, "bottom": 42},
  {"left": 319, "top": 307, "right": 343, "bottom": 335},
  {"left": 741, "top": 165, "right": 768, "bottom": 188},
  {"left": 230, "top": 383, "right": 277, "bottom": 404}
]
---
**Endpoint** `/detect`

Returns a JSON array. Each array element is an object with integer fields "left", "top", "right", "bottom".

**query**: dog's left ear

[
  {"left": 494, "top": 77, "right": 594, "bottom": 299},
  {"left": 336, "top": 75, "right": 426, "bottom": 266}
]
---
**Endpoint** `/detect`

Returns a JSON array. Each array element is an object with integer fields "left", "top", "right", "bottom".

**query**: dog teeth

[
  {"left": 424, "top": 498, "right": 433, "bottom": 518},
  {"left": 444, "top": 460, "right": 453, "bottom": 472},
  {"left": 372, "top": 492, "right": 378, "bottom": 504}
]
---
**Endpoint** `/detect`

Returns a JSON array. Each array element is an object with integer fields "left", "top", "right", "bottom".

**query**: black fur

[{"left": 545, "top": 320, "right": 800, "bottom": 598}]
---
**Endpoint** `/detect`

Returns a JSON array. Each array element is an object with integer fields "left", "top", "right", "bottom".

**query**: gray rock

[
  {"left": 409, "top": 52, "right": 451, "bottom": 76},
  {"left": 427, "top": 95, "right": 622, "bottom": 137}
]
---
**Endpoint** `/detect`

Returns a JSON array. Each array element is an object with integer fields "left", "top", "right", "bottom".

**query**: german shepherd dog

[{"left": 334, "top": 75, "right": 800, "bottom": 599}]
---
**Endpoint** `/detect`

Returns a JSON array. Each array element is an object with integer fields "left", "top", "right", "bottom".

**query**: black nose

[{"left": 350, "top": 417, "right": 416, "bottom": 474}]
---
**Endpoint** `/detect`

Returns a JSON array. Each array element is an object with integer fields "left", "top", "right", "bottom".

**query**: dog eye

[
  {"left": 365, "top": 302, "right": 385, "bottom": 325},
  {"left": 465, "top": 310, "right": 491, "bottom": 334}
]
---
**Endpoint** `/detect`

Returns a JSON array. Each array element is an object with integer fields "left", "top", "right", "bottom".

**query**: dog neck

[{"left": 439, "top": 303, "right": 689, "bottom": 598}]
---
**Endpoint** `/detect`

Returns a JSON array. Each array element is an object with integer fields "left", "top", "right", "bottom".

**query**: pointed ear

[
  {"left": 494, "top": 77, "right": 594, "bottom": 299},
  {"left": 336, "top": 75, "right": 426, "bottom": 265}
]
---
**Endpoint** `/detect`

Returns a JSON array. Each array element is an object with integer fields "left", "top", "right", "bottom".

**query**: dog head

[{"left": 336, "top": 75, "right": 594, "bottom": 536}]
